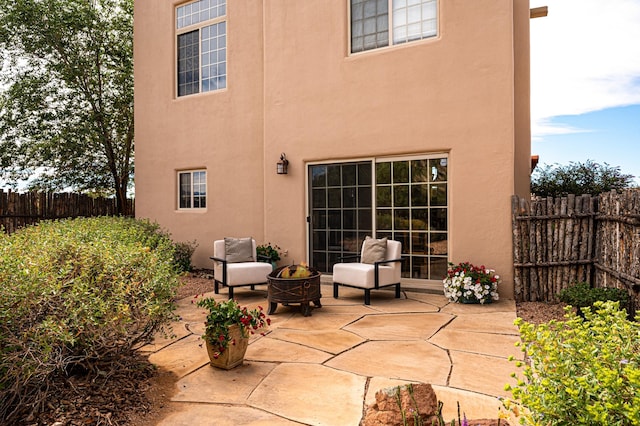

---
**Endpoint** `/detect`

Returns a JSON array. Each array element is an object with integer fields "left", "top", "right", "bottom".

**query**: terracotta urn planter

[
  {"left": 205, "top": 324, "right": 249, "bottom": 370},
  {"left": 196, "top": 298, "right": 269, "bottom": 370}
]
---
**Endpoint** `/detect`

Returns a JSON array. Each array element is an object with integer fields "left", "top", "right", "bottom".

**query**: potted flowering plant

[
  {"left": 443, "top": 262, "right": 500, "bottom": 304},
  {"left": 256, "top": 242, "right": 281, "bottom": 269},
  {"left": 196, "top": 297, "right": 270, "bottom": 369}
]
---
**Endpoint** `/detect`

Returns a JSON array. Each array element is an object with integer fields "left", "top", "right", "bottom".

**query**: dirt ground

[{"left": 32, "top": 272, "right": 568, "bottom": 425}]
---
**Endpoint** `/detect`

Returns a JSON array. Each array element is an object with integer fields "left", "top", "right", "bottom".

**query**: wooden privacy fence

[
  {"left": 595, "top": 190, "right": 640, "bottom": 295},
  {"left": 512, "top": 190, "right": 640, "bottom": 306},
  {"left": 0, "top": 190, "right": 135, "bottom": 234}
]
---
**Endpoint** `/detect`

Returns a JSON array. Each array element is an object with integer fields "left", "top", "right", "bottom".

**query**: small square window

[{"left": 178, "top": 170, "right": 207, "bottom": 209}]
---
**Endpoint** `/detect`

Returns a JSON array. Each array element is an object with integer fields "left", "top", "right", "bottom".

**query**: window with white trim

[
  {"left": 350, "top": 0, "right": 438, "bottom": 54},
  {"left": 178, "top": 170, "right": 207, "bottom": 209},
  {"left": 176, "top": 0, "right": 226, "bottom": 97}
]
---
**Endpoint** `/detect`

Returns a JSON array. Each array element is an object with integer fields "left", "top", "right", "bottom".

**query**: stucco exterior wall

[
  {"left": 134, "top": 0, "right": 532, "bottom": 299},
  {"left": 134, "top": 0, "right": 267, "bottom": 260}
]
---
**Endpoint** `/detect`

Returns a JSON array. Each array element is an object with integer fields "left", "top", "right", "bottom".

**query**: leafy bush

[
  {"left": 0, "top": 217, "right": 180, "bottom": 423},
  {"left": 173, "top": 240, "right": 198, "bottom": 272},
  {"left": 531, "top": 160, "right": 634, "bottom": 197},
  {"left": 505, "top": 301, "right": 640, "bottom": 425},
  {"left": 558, "top": 282, "right": 630, "bottom": 317}
]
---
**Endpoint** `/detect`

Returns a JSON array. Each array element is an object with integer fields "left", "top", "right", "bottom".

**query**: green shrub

[
  {"left": 0, "top": 217, "right": 180, "bottom": 423},
  {"left": 558, "top": 282, "right": 630, "bottom": 317},
  {"left": 173, "top": 240, "right": 198, "bottom": 272},
  {"left": 506, "top": 301, "right": 640, "bottom": 425}
]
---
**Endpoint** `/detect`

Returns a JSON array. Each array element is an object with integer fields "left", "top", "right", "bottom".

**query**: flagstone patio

[{"left": 140, "top": 284, "right": 522, "bottom": 425}]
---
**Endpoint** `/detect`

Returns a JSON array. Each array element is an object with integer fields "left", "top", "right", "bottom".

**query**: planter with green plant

[
  {"left": 256, "top": 242, "right": 281, "bottom": 269},
  {"left": 196, "top": 298, "right": 270, "bottom": 369}
]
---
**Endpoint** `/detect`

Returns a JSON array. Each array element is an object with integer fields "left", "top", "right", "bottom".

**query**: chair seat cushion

[
  {"left": 216, "top": 262, "right": 272, "bottom": 286},
  {"left": 333, "top": 262, "right": 397, "bottom": 289}
]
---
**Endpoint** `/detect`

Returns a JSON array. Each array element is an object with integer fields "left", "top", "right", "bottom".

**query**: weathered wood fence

[
  {"left": 0, "top": 190, "right": 135, "bottom": 234},
  {"left": 512, "top": 190, "right": 640, "bottom": 308}
]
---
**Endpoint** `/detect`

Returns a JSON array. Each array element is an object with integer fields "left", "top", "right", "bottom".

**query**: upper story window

[
  {"left": 178, "top": 170, "right": 207, "bottom": 209},
  {"left": 350, "top": 0, "right": 437, "bottom": 54},
  {"left": 176, "top": 0, "right": 227, "bottom": 97}
]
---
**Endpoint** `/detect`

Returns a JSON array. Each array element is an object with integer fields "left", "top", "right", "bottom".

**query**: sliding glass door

[
  {"left": 308, "top": 161, "right": 373, "bottom": 273},
  {"left": 374, "top": 157, "right": 448, "bottom": 280},
  {"left": 308, "top": 155, "right": 448, "bottom": 281}
]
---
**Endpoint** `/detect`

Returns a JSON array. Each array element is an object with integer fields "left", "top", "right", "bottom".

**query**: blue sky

[{"left": 530, "top": 0, "right": 640, "bottom": 185}]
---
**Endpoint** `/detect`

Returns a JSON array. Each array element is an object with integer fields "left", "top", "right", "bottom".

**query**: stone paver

[
  {"left": 157, "top": 404, "right": 300, "bottom": 426},
  {"left": 267, "top": 328, "right": 365, "bottom": 354},
  {"left": 246, "top": 336, "right": 333, "bottom": 363},
  {"left": 143, "top": 285, "right": 522, "bottom": 425},
  {"left": 248, "top": 363, "right": 366, "bottom": 426},
  {"left": 344, "top": 312, "right": 453, "bottom": 340},
  {"left": 147, "top": 334, "right": 209, "bottom": 377},
  {"left": 429, "top": 329, "right": 521, "bottom": 358},
  {"left": 270, "top": 311, "right": 366, "bottom": 330},
  {"left": 172, "top": 361, "right": 278, "bottom": 404},
  {"left": 448, "top": 351, "right": 520, "bottom": 398},
  {"left": 326, "top": 340, "right": 451, "bottom": 384},
  {"left": 405, "top": 291, "right": 452, "bottom": 308}
]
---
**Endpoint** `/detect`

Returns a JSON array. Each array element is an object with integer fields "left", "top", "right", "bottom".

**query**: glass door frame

[
  {"left": 306, "top": 157, "right": 375, "bottom": 274},
  {"left": 306, "top": 153, "right": 449, "bottom": 284}
]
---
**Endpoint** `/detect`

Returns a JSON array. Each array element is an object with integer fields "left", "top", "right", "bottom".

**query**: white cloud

[{"left": 530, "top": 0, "right": 640, "bottom": 136}]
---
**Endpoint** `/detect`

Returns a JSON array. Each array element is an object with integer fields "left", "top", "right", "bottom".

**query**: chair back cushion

[
  {"left": 361, "top": 236, "right": 387, "bottom": 264},
  {"left": 333, "top": 239, "right": 402, "bottom": 288},
  {"left": 385, "top": 240, "right": 402, "bottom": 265},
  {"left": 222, "top": 237, "right": 255, "bottom": 263}
]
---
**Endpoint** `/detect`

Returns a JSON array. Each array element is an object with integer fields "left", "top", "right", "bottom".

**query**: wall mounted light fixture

[{"left": 277, "top": 153, "right": 289, "bottom": 175}]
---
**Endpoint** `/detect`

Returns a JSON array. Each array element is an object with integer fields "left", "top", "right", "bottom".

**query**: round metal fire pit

[{"left": 267, "top": 265, "right": 322, "bottom": 316}]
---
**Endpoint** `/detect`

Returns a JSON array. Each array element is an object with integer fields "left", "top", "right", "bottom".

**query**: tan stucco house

[{"left": 134, "top": 0, "right": 534, "bottom": 298}]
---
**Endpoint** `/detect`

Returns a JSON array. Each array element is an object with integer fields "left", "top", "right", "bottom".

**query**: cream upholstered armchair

[
  {"left": 211, "top": 237, "right": 273, "bottom": 299},
  {"left": 332, "top": 237, "right": 403, "bottom": 305}
]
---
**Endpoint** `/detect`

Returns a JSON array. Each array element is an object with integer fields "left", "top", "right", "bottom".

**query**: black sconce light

[{"left": 277, "top": 153, "right": 289, "bottom": 175}]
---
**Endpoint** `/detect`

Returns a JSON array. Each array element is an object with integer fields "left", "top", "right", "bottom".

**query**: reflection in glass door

[
  {"left": 308, "top": 162, "right": 372, "bottom": 273},
  {"left": 375, "top": 157, "right": 448, "bottom": 280},
  {"left": 308, "top": 155, "right": 448, "bottom": 281}
]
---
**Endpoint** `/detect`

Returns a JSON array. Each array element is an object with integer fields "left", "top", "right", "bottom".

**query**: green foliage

[
  {"left": 506, "top": 302, "right": 640, "bottom": 425},
  {"left": 558, "top": 282, "right": 630, "bottom": 316},
  {"left": 0, "top": 0, "right": 134, "bottom": 213},
  {"left": 256, "top": 242, "right": 281, "bottom": 262},
  {"left": 196, "top": 298, "right": 269, "bottom": 358},
  {"left": 531, "top": 160, "right": 635, "bottom": 197},
  {"left": 0, "top": 217, "right": 180, "bottom": 423},
  {"left": 173, "top": 240, "right": 198, "bottom": 272}
]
